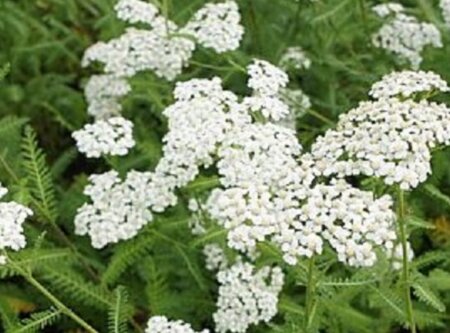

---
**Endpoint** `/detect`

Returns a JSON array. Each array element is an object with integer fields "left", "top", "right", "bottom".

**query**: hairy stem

[
  {"left": 305, "top": 256, "right": 316, "bottom": 332},
  {"left": 397, "top": 189, "right": 416, "bottom": 333}
]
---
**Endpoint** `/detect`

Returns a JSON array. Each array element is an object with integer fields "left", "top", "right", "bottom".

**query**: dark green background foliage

[{"left": 1, "top": 0, "right": 450, "bottom": 332}]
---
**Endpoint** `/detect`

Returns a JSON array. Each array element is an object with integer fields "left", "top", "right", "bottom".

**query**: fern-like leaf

[
  {"left": 102, "top": 232, "right": 154, "bottom": 287},
  {"left": 145, "top": 258, "right": 169, "bottom": 315},
  {"left": 39, "top": 267, "right": 112, "bottom": 311},
  {"left": 108, "top": 287, "right": 132, "bottom": 333},
  {"left": 320, "top": 276, "right": 378, "bottom": 288},
  {"left": 0, "top": 116, "right": 28, "bottom": 141},
  {"left": 412, "top": 281, "right": 445, "bottom": 312},
  {"left": 323, "top": 301, "right": 373, "bottom": 333},
  {"left": 12, "top": 309, "right": 61, "bottom": 333},
  {"left": 21, "top": 126, "right": 57, "bottom": 223},
  {"left": 369, "top": 286, "right": 405, "bottom": 321},
  {"left": 412, "top": 250, "right": 448, "bottom": 269},
  {"left": 0, "top": 249, "right": 72, "bottom": 279}
]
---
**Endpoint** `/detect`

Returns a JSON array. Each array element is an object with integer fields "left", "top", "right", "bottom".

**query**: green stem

[
  {"left": 305, "top": 256, "right": 316, "bottom": 332},
  {"left": 305, "top": 108, "right": 335, "bottom": 127},
  {"left": 397, "top": 189, "right": 416, "bottom": 333},
  {"left": 247, "top": 0, "right": 262, "bottom": 53},
  {"left": 0, "top": 154, "right": 99, "bottom": 282},
  {"left": 9, "top": 259, "right": 99, "bottom": 333},
  {"left": 358, "top": 0, "right": 368, "bottom": 34}
]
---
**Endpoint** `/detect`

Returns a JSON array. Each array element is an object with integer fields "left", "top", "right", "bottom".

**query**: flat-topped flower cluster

[
  {"left": 310, "top": 70, "right": 450, "bottom": 190},
  {"left": 0, "top": 184, "right": 33, "bottom": 265},
  {"left": 73, "top": 0, "right": 244, "bottom": 158},
  {"left": 75, "top": 59, "right": 409, "bottom": 273},
  {"left": 372, "top": 2, "right": 442, "bottom": 69}
]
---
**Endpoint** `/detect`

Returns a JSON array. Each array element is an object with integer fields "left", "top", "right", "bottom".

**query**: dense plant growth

[{"left": 1, "top": 1, "right": 450, "bottom": 333}]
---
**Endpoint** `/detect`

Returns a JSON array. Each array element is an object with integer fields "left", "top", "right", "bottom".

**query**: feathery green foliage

[{"left": 1, "top": 0, "right": 450, "bottom": 332}]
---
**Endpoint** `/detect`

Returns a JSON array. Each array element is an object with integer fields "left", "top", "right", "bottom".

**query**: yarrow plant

[{"left": 4, "top": 1, "right": 450, "bottom": 333}]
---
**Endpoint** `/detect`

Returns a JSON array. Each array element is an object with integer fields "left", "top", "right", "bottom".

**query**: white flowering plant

[{"left": 1, "top": 1, "right": 450, "bottom": 333}]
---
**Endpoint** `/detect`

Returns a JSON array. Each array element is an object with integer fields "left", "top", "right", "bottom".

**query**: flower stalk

[
  {"left": 305, "top": 256, "right": 316, "bottom": 332},
  {"left": 397, "top": 189, "right": 416, "bottom": 333}
]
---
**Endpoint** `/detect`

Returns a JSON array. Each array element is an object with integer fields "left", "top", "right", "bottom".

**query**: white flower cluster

[
  {"left": 75, "top": 72, "right": 249, "bottom": 247},
  {"left": 188, "top": 198, "right": 207, "bottom": 236},
  {"left": 77, "top": 0, "right": 244, "bottom": 158},
  {"left": 115, "top": 0, "right": 159, "bottom": 25},
  {"left": 244, "top": 60, "right": 290, "bottom": 121},
  {"left": 276, "top": 180, "right": 397, "bottom": 266},
  {"left": 372, "top": 4, "right": 442, "bottom": 69},
  {"left": 83, "top": 23, "right": 196, "bottom": 81},
  {"left": 391, "top": 242, "right": 414, "bottom": 270},
  {"left": 214, "top": 262, "right": 284, "bottom": 333},
  {"left": 311, "top": 71, "right": 450, "bottom": 190},
  {"left": 204, "top": 119, "right": 398, "bottom": 267},
  {"left": 83, "top": 0, "right": 243, "bottom": 80},
  {"left": 72, "top": 117, "right": 135, "bottom": 158},
  {"left": 203, "top": 243, "right": 228, "bottom": 271},
  {"left": 440, "top": 0, "right": 450, "bottom": 27},
  {"left": 158, "top": 77, "right": 249, "bottom": 189},
  {"left": 372, "top": 2, "right": 404, "bottom": 18},
  {"left": 369, "top": 70, "right": 449, "bottom": 99},
  {"left": 145, "top": 316, "right": 208, "bottom": 333},
  {"left": 75, "top": 59, "right": 400, "bottom": 269},
  {"left": 0, "top": 184, "right": 33, "bottom": 263},
  {"left": 247, "top": 60, "right": 289, "bottom": 96},
  {"left": 279, "top": 46, "right": 311, "bottom": 71},
  {"left": 74, "top": 171, "right": 156, "bottom": 248},
  {"left": 84, "top": 75, "right": 131, "bottom": 119},
  {"left": 184, "top": 1, "right": 244, "bottom": 53}
]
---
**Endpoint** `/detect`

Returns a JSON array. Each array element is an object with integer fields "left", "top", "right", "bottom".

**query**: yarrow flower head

[
  {"left": 145, "top": 316, "right": 208, "bottom": 333},
  {"left": 274, "top": 179, "right": 397, "bottom": 266},
  {"left": 0, "top": 184, "right": 33, "bottom": 257},
  {"left": 84, "top": 75, "right": 131, "bottom": 118},
  {"left": 279, "top": 46, "right": 311, "bottom": 71},
  {"left": 203, "top": 243, "right": 229, "bottom": 271},
  {"left": 214, "top": 262, "right": 284, "bottom": 333},
  {"left": 75, "top": 171, "right": 158, "bottom": 248},
  {"left": 183, "top": 1, "right": 244, "bottom": 53},
  {"left": 369, "top": 70, "right": 450, "bottom": 99},
  {"left": 205, "top": 120, "right": 398, "bottom": 266},
  {"left": 83, "top": 23, "right": 196, "bottom": 81},
  {"left": 372, "top": 5, "right": 442, "bottom": 69},
  {"left": 83, "top": 0, "right": 243, "bottom": 81},
  {"left": 114, "top": 0, "right": 159, "bottom": 25},
  {"left": 72, "top": 117, "right": 135, "bottom": 158},
  {"left": 372, "top": 2, "right": 404, "bottom": 18},
  {"left": 77, "top": 0, "right": 245, "bottom": 159},
  {"left": 311, "top": 72, "right": 450, "bottom": 190},
  {"left": 247, "top": 59, "right": 289, "bottom": 96},
  {"left": 440, "top": 0, "right": 450, "bottom": 27},
  {"left": 75, "top": 59, "right": 400, "bottom": 269}
]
